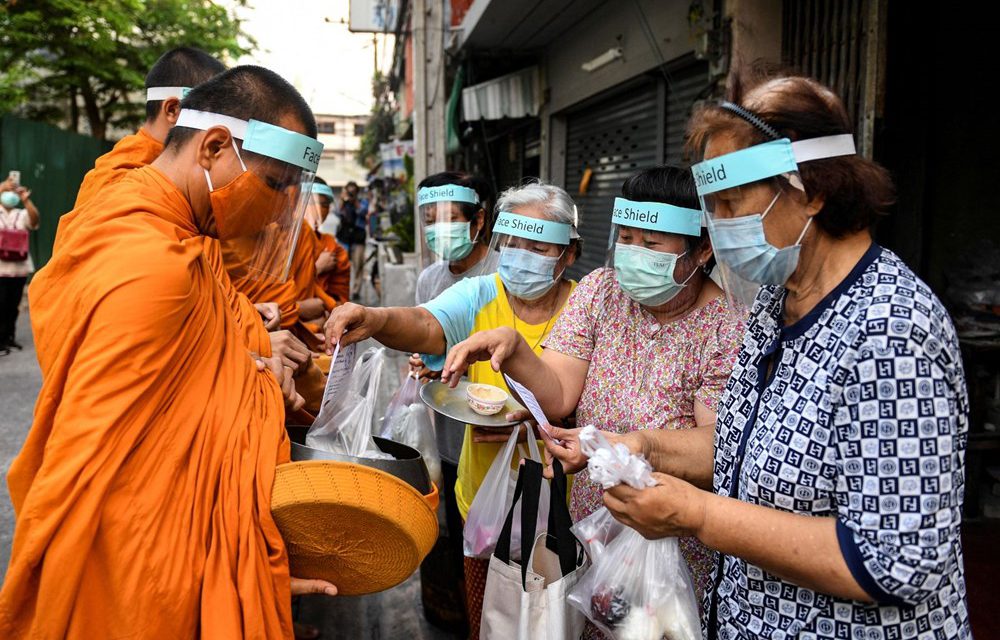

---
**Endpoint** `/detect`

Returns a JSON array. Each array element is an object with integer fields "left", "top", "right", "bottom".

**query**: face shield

[
  {"left": 691, "top": 134, "right": 856, "bottom": 305},
  {"left": 175, "top": 109, "right": 324, "bottom": 282},
  {"left": 416, "top": 184, "right": 483, "bottom": 268},
  {"left": 487, "top": 211, "right": 574, "bottom": 301},
  {"left": 305, "top": 183, "right": 335, "bottom": 232},
  {"left": 607, "top": 197, "right": 704, "bottom": 308}
]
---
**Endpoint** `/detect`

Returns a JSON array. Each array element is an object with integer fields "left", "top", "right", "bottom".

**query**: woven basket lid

[{"left": 271, "top": 460, "right": 439, "bottom": 595}]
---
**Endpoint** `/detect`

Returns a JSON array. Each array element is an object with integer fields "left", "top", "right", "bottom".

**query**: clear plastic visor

[
  {"left": 218, "top": 143, "right": 316, "bottom": 283},
  {"left": 418, "top": 200, "right": 485, "bottom": 268}
]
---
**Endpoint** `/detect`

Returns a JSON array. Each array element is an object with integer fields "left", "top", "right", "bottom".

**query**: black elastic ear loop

[{"left": 718, "top": 101, "right": 782, "bottom": 141}]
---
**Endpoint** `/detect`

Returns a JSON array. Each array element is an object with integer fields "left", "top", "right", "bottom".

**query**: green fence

[{"left": 1, "top": 115, "right": 113, "bottom": 269}]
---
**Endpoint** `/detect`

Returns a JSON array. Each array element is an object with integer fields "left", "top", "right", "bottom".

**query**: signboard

[
  {"left": 379, "top": 140, "right": 415, "bottom": 180},
  {"left": 349, "top": 0, "right": 401, "bottom": 33}
]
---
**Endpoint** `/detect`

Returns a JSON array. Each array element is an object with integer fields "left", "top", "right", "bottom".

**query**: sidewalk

[{"left": 0, "top": 310, "right": 40, "bottom": 579}]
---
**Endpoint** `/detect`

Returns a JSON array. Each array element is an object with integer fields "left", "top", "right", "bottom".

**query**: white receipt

[
  {"left": 503, "top": 373, "right": 561, "bottom": 443},
  {"left": 318, "top": 342, "right": 356, "bottom": 416}
]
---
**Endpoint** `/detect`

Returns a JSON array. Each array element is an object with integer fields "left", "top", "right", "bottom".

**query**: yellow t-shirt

[{"left": 420, "top": 273, "right": 577, "bottom": 518}]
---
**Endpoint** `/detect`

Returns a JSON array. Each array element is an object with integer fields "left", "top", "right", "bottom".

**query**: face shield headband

[
  {"left": 146, "top": 86, "right": 191, "bottom": 101},
  {"left": 691, "top": 134, "right": 857, "bottom": 197},
  {"left": 175, "top": 108, "right": 324, "bottom": 281}
]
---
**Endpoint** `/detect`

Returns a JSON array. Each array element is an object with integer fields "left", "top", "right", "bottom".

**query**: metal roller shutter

[
  {"left": 564, "top": 80, "right": 659, "bottom": 279},
  {"left": 563, "top": 62, "right": 709, "bottom": 280}
]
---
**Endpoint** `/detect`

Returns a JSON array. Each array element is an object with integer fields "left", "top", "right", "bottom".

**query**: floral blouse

[{"left": 544, "top": 267, "right": 746, "bottom": 605}]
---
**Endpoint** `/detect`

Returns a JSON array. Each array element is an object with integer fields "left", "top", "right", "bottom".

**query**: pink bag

[{"left": 0, "top": 227, "right": 29, "bottom": 262}]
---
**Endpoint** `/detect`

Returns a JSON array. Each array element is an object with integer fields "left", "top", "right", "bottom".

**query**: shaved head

[
  {"left": 145, "top": 46, "right": 226, "bottom": 121},
  {"left": 165, "top": 65, "right": 317, "bottom": 150}
]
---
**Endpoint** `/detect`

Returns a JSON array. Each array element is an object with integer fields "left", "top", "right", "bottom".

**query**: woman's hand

[
  {"left": 323, "top": 302, "right": 385, "bottom": 353},
  {"left": 538, "top": 425, "right": 634, "bottom": 478},
  {"left": 441, "top": 327, "right": 522, "bottom": 387},
  {"left": 14, "top": 186, "right": 31, "bottom": 202},
  {"left": 472, "top": 422, "right": 535, "bottom": 444},
  {"left": 408, "top": 353, "right": 440, "bottom": 382},
  {"left": 603, "top": 472, "right": 708, "bottom": 540},
  {"left": 290, "top": 577, "right": 338, "bottom": 597}
]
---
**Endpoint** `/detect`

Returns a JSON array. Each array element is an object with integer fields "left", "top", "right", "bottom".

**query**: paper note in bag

[{"left": 318, "top": 342, "right": 356, "bottom": 418}]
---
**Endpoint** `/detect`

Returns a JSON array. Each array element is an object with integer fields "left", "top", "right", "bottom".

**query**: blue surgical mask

[
  {"left": 1, "top": 191, "right": 20, "bottom": 208},
  {"left": 613, "top": 243, "right": 696, "bottom": 306},
  {"left": 426, "top": 221, "right": 475, "bottom": 261},
  {"left": 498, "top": 247, "right": 562, "bottom": 300},
  {"left": 709, "top": 192, "right": 812, "bottom": 286}
]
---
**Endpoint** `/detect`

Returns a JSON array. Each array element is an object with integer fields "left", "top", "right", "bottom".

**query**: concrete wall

[
  {"left": 725, "top": 0, "right": 783, "bottom": 75},
  {"left": 542, "top": 0, "right": 696, "bottom": 115},
  {"left": 538, "top": 0, "right": 697, "bottom": 183}
]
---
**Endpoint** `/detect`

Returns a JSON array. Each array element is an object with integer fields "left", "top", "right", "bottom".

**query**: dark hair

[
  {"left": 313, "top": 175, "right": 328, "bottom": 186},
  {"left": 418, "top": 171, "right": 495, "bottom": 243},
  {"left": 144, "top": 46, "right": 226, "bottom": 121},
  {"left": 620, "top": 166, "right": 712, "bottom": 264},
  {"left": 686, "top": 73, "right": 895, "bottom": 238},
  {"left": 164, "top": 65, "right": 318, "bottom": 150}
]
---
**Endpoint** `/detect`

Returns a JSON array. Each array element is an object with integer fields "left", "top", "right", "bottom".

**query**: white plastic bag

[
  {"left": 306, "top": 346, "right": 392, "bottom": 460},
  {"left": 380, "top": 373, "right": 443, "bottom": 488},
  {"left": 463, "top": 425, "right": 548, "bottom": 560},
  {"left": 570, "top": 505, "right": 625, "bottom": 565},
  {"left": 568, "top": 526, "right": 700, "bottom": 640},
  {"left": 567, "top": 426, "right": 700, "bottom": 640}
]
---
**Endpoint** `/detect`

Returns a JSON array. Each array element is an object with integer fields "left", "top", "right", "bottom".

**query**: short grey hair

[{"left": 495, "top": 180, "right": 580, "bottom": 238}]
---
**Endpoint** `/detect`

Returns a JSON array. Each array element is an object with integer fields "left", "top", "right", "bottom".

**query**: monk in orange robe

[
  {"left": 0, "top": 66, "right": 336, "bottom": 639},
  {"left": 309, "top": 177, "right": 352, "bottom": 304},
  {"left": 62, "top": 47, "right": 304, "bottom": 367}
]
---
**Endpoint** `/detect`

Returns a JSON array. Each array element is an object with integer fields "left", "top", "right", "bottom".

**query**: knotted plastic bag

[{"left": 568, "top": 426, "right": 700, "bottom": 640}]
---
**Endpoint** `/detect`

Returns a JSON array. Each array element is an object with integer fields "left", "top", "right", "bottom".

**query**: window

[
  {"left": 354, "top": 123, "right": 366, "bottom": 137},
  {"left": 317, "top": 121, "right": 337, "bottom": 134}
]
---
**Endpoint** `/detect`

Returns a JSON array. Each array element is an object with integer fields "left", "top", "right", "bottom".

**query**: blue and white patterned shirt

[{"left": 709, "top": 244, "right": 971, "bottom": 639}]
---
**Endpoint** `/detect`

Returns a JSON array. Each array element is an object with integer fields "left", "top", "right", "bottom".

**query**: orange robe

[
  {"left": 315, "top": 231, "right": 351, "bottom": 304},
  {"left": 61, "top": 126, "right": 270, "bottom": 356},
  {"left": 226, "top": 221, "right": 336, "bottom": 332},
  {"left": 0, "top": 166, "right": 293, "bottom": 639},
  {"left": 291, "top": 220, "right": 337, "bottom": 317}
]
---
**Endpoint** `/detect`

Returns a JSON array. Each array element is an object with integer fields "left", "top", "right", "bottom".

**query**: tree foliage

[
  {"left": 0, "top": 0, "right": 253, "bottom": 140},
  {"left": 356, "top": 71, "right": 397, "bottom": 168}
]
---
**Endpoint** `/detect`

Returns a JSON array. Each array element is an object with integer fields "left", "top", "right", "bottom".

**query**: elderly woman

[
  {"left": 323, "top": 180, "right": 580, "bottom": 638},
  {"left": 441, "top": 166, "right": 746, "bottom": 619},
  {"left": 547, "top": 76, "right": 970, "bottom": 639}
]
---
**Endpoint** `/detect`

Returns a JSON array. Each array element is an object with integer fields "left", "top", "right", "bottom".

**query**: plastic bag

[
  {"left": 463, "top": 425, "right": 548, "bottom": 560},
  {"left": 567, "top": 426, "right": 700, "bottom": 640},
  {"left": 380, "top": 373, "right": 443, "bottom": 488},
  {"left": 306, "top": 346, "right": 392, "bottom": 460},
  {"left": 579, "top": 426, "right": 656, "bottom": 490},
  {"left": 568, "top": 527, "right": 700, "bottom": 640},
  {"left": 571, "top": 505, "right": 625, "bottom": 565}
]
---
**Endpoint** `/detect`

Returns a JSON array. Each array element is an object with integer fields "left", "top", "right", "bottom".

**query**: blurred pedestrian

[
  {"left": 336, "top": 180, "right": 369, "bottom": 300},
  {"left": 0, "top": 178, "right": 39, "bottom": 354}
]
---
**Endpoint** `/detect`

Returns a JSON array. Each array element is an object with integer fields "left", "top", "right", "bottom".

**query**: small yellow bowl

[{"left": 466, "top": 383, "right": 508, "bottom": 416}]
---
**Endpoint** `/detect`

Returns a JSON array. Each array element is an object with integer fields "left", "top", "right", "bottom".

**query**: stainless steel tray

[{"left": 418, "top": 380, "right": 525, "bottom": 428}]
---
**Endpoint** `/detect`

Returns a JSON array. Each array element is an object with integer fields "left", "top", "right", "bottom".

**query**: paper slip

[
  {"left": 317, "top": 342, "right": 356, "bottom": 419},
  {"left": 503, "top": 373, "right": 562, "bottom": 443}
]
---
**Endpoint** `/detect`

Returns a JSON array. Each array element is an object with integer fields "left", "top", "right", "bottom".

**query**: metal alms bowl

[{"left": 286, "top": 425, "right": 432, "bottom": 495}]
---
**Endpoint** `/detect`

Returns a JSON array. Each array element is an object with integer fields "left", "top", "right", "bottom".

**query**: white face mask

[{"left": 708, "top": 192, "right": 812, "bottom": 286}]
